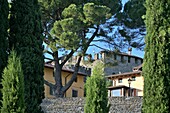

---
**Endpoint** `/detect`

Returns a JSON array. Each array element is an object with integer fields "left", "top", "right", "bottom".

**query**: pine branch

[
  {"left": 62, "top": 56, "right": 82, "bottom": 92},
  {"left": 60, "top": 50, "right": 74, "bottom": 67},
  {"left": 44, "top": 80, "right": 54, "bottom": 88}
]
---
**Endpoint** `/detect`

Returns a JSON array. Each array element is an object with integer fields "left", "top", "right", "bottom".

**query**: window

[
  {"left": 121, "top": 56, "right": 124, "bottom": 62},
  {"left": 53, "top": 71, "right": 54, "bottom": 77},
  {"left": 135, "top": 58, "right": 138, "bottom": 64},
  {"left": 141, "top": 59, "right": 143, "bottom": 64},
  {"left": 84, "top": 76, "right": 87, "bottom": 83},
  {"left": 72, "top": 90, "right": 78, "bottom": 97},
  {"left": 114, "top": 54, "right": 117, "bottom": 60},
  {"left": 128, "top": 56, "right": 131, "bottom": 63},
  {"left": 132, "top": 76, "right": 136, "bottom": 81},
  {"left": 112, "top": 72, "right": 115, "bottom": 74},
  {"left": 111, "top": 89, "right": 121, "bottom": 96},
  {"left": 118, "top": 78, "right": 122, "bottom": 83},
  {"left": 50, "top": 87, "right": 54, "bottom": 95}
]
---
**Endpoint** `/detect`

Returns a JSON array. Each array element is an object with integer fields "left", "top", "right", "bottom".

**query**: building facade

[
  {"left": 107, "top": 65, "right": 143, "bottom": 97},
  {"left": 99, "top": 51, "right": 143, "bottom": 75},
  {"left": 44, "top": 63, "right": 91, "bottom": 98},
  {"left": 66, "top": 50, "right": 143, "bottom": 76}
]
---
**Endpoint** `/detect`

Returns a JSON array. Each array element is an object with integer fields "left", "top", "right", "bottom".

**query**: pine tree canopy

[
  {"left": 50, "top": 3, "right": 111, "bottom": 51},
  {"left": 38, "top": 0, "right": 146, "bottom": 97}
]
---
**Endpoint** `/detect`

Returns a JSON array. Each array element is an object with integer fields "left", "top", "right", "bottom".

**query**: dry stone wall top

[{"left": 41, "top": 97, "right": 142, "bottom": 113}]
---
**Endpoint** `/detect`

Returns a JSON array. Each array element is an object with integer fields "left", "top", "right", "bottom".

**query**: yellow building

[
  {"left": 44, "top": 63, "right": 90, "bottom": 98},
  {"left": 107, "top": 65, "right": 143, "bottom": 96}
]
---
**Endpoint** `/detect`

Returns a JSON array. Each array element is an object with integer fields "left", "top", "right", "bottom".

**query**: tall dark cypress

[
  {"left": 0, "top": 0, "right": 9, "bottom": 105},
  {"left": 142, "top": 0, "right": 170, "bottom": 113},
  {"left": 9, "top": 0, "right": 44, "bottom": 112}
]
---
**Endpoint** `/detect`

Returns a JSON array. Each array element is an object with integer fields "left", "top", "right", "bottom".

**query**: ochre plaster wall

[
  {"left": 44, "top": 67, "right": 85, "bottom": 98},
  {"left": 111, "top": 74, "right": 143, "bottom": 96}
]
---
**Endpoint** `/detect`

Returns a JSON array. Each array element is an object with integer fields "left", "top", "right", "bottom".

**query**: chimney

[
  {"left": 128, "top": 48, "right": 132, "bottom": 55},
  {"left": 94, "top": 53, "right": 99, "bottom": 60}
]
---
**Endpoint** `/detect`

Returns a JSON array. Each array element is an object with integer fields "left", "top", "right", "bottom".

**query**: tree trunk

[
  {"left": 53, "top": 54, "right": 82, "bottom": 97},
  {"left": 53, "top": 51, "right": 64, "bottom": 97}
]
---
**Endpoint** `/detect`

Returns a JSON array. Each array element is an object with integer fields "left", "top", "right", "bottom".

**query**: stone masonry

[
  {"left": 66, "top": 51, "right": 143, "bottom": 76},
  {"left": 41, "top": 97, "right": 142, "bottom": 113}
]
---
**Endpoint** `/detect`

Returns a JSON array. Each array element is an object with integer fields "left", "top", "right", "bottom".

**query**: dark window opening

[
  {"left": 118, "top": 78, "right": 122, "bottom": 83},
  {"left": 50, "top": 87, "right": 54, "bottom": 95},
  {"left": 72, "top": 90, "right": 78, "bottom": 97},
  {"left": 141, "top": 59, "right": 143, "bottom": 64},
  {"left": 112, "top": 72, "right": 115, "bottom": 74},
  {"left": 121, "top": 56, "right": 124, "bottom": 62},
  {"left": 128, "top": 56, "right": 131, "bottom": 63},
  {"left": 114, "top": 54, "right": 117, "bottom": 60},
  {"left": 132, "top": 76, "right": 136, "bottom": 81},
  {"left": 53, "top": 71, "right": 54, "bottom": 77},
  {"left": 135, "top": 58, "right": 138, "bottom": 64},
  {"left": 84, "top": 76, "right": 87, "bottom": 83}
]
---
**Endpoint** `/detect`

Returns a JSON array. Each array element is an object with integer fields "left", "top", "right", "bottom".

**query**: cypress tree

[
  {"left": 9, "top": 0, "right": 44, "bottom": 112},
  {"left": 142, "top": 0, "right": 170, "bottom": 113},
  {"left": 1, "top": 51, "right": 25, "bottom": 113},
  {"left": 0, "top": 0, "right": 9, "bottom": 104},
  {"left": 84, "top": 63, "right": 110, "bottom": 113}
]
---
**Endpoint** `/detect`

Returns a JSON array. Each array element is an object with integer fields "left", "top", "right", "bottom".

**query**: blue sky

[
  {"left": 45, "top": 0, "right": 145, "bottom": 59},
  {"left": 86, "top": 0, "right": 145, "bottom": 59}
]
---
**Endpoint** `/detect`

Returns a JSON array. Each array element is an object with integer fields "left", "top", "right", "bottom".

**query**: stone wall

[
  {"left": 66, "top": 51, "right": 143, "bottom": 76},
  {"left": 41, "top": 97, "right": 142, "bottom": 113}
]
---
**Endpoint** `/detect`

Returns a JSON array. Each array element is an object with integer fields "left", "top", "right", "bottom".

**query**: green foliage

[
  {"left": 39, "top": 0, "right": 121, "bottom": 22},
  {"left": 39, "top": 0, "right": 122, "bottom": 97},
  {"left": 123, "top": 0, "right": 145, "bottom": 28},
  {"left": 106, "top": 79, "right": 112, "bottom": 87},
  {"left": 105, "top": 0, "right": 146, "bottom": 51},
  {"left": 1, "top": 51, "right": 25, "bottom": 113},
  {"left": 50, "top": 3, "right": 111, "bottom": 51},
  {"left": 84, "top": 63, "right": 110, "bottom": 113},
  {"left": 9, "top": 0, "right": 44, "bottom": 112},
  {"left": 83, "top": 3, "right": 111, "bottom": 25},
  {"left": 0, "top": 0, "right": 9, "bottom": 105},
  {"left": 142, "top": 0, "right": 170, "bottom": 113},
  {"left": 51, "top": 17, "right": 82, "bottom": 50},
  {"left": 62, "top": 4, "right": 83, "bottom": 19}
]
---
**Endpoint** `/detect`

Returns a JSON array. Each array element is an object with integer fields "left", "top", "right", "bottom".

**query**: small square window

[
  {"left": 114, "top": 54, "right": 117, "bottom": 60},
  {"left": 128, "top": 56, "right": 131, "bottom": 63},
  {"left": 135, "top": 58, "right": 138, "bottom": 64},
  {"left": 121, "top": 56, "right": 124, "bottom": 62},
  {"left": 72, "top": 90, "right": 78, "bottom": 97},
  {"left": 132, "top": 76, "right": 136, "bottom": 81},
  {"left": 50, "top": 87, "right": 54, "bottom": 96},
  {"left": 118, "top": 78, "right": 122, "bottom": 83}
]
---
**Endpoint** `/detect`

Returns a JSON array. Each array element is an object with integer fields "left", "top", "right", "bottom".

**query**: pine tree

[
  {"left": 1, "top": 51, "right": 25, "bottom": 113},
  {"left": 0, "top": 0, "right": 9, "bottom": 105},
  {"left": 39, "top": 0, "right": 116, "bottom": 97},
  {"left": 142, "top": 0, "right": 170, "bottom": 113},
  {"left": 84, "top": 63, "right": 110, "bottom": 113},
  {"left": 9, "top": 0, "right": 44, "bottom": 112}
]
